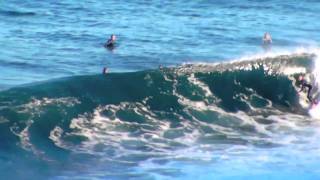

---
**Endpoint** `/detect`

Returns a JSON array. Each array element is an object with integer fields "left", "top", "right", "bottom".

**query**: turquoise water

[{"left": 1, "top": 1, "right": 320, "bottom": 180}]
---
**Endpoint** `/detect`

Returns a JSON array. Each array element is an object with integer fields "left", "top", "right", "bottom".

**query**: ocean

[{"left": 1, "top": 0, "right": 320, "bottom": 179}]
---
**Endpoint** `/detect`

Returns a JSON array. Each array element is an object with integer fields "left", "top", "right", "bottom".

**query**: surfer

[
  {"left": 104, "top": 34, "right": 116, "bottom": 48},
  {"left": 298, "top": 75, "right": 313, "bottom": 102},
  {"left": 102, "top": 67, "right": 108, "bottom": 74},
  {"left": 263, "top": 32, "right": 272, "bottom": 45}
]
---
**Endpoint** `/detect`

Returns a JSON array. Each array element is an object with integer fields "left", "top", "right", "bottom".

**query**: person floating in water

[
  {"left": 298, "top": 75, "right": 313, "bottom": 102},
  {"left": 263, "top": 32, "right": 272, "bottom": 45},
  {"left": 104, "top": 34, "right": 116, "bottom": 48}
]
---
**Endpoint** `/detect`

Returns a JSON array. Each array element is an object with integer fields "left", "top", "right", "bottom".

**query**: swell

[
  {"left": 0, "top": 10, "right": 36, "bottom": 17},
  {"left": 0, "top": 52, "right": 317, "bottom": 176}
]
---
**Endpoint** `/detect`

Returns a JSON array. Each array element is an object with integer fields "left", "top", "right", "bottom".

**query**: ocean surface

[{"left": 1, "top": 0, "right": 320, "bottom": 179}]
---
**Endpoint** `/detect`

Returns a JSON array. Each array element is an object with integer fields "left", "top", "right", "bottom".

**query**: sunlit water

[
  {"left": 1, "top": 0, "right": 320, "bottom": 87},
  {"left": 1, "top": 1, "right": 320, "bottom": 179}
]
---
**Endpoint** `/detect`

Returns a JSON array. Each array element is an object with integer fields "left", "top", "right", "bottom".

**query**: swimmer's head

[
  {"left": 110, "top": 34, "right": 116, "bottom": 41},
  {"left": 264, "top": 32, "right": 271, "bottom": 38}
]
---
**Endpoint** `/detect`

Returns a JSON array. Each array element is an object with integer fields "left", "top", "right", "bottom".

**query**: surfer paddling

[{"left": 298, "top": 75, "right": 314, "bottom": 103}]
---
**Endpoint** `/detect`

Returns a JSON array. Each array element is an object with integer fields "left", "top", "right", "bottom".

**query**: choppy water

[{"left": 1, "top": 0, "right": 320, "bottom": 180}]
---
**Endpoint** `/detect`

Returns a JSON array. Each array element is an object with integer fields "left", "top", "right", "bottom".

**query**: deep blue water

[
  {"left": 1, "top": 0, "right": 320, "bottom": 87},
  {"left": 1, "top": 0, "right": 320, "bottom": 180}
]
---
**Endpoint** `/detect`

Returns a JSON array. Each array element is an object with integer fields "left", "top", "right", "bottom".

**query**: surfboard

[
  {"left": 298, "top": 92, "right": 310, "bottom": 108},
  {"left": 309, "top": 102, "right": 320, "bottom": 119}
]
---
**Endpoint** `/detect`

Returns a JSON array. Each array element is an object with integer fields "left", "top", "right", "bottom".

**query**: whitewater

[
  {"left": 0, "top": 48, "right": 320, "bottom": 179},
  {"left": 2, "top": 0, "right": 320, "bottom": 179}
]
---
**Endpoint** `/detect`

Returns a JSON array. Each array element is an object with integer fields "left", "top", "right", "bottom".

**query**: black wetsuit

[
  {"left": 105, "top": 39, "right": 115, "bottom": 48},
  {"left": 102, "top": 67, "right": 108, "bottom": 74},
  {"left": 300, "top": 79, "right": 313, "bottom": 102}
]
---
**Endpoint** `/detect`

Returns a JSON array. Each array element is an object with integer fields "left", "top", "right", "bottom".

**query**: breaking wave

[{"left": 0, "top": 50, "right": 320, "bottom": 179}]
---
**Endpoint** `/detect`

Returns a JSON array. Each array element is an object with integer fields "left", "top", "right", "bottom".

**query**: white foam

[
  {"left": 10, "top": 120, "right": 46, "bottom": 158},
  {"left": 67, "top": 103, "right": 174, "bottom": 156},
  {"left": 282, "top": 67, "right": 306, "bottom": 75},
  {"left": 49, "top": 126, "right": 65, "bottom": 149},
  {"left": 183, "top": 46, "right": 319, "bottom": 67},
  {"left": 309, "top": 105, "right": 320, "bottom": 119},
  {"left": 187, "top": 73, "right": 213, "bottom": 97},
  {"left": 308, "top": 49, "right": 320, "bottom": 118},
  {"left": 17, "top": 97, "right": 80, "bottom": 113},
  {"left": 234, "top": 46, "right": 319, "bottom": 63}
]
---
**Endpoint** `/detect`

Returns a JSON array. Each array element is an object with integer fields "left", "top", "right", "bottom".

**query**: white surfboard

[{"left": 298, "top": 92, "right": 310, "bottom": 109}]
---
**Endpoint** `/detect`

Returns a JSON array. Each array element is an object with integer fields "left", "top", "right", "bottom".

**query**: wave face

[{"left": 0, "top": 53, "right": 319, "bottom": 179}]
